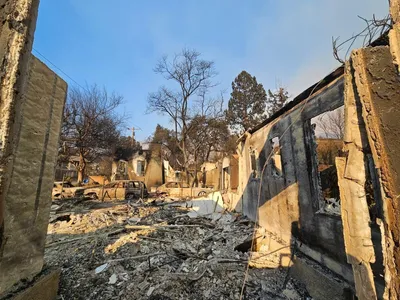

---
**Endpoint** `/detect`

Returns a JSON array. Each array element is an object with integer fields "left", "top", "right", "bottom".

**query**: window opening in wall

[
  {"left": 223, "top": 167, "right": 230, "bottom": 190},
  {"left": 250, "top": 149, "right": 258, "bottom": 179},
  {"left": 308, "top": 106, "right": 345, "bottom": 215},
  {"left": 271, "top": 137, "right": 283, "bottom": 178},
  {"left": 137, "top": 160, "right": 145, "bottom": 176},
  {"left": 230, "top": 158, "right": 239, "bottom": 191}
]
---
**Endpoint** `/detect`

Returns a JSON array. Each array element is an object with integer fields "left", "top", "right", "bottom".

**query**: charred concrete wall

[
  {"left": 127, "top": 151, "right": 163, "bottom": 188},
  {"left": 144, "top": 157, "right": 163, "bottom": 188},
  {"left": 334, "top": 3, "right": 400, "bottom": 297},
  {"left": 236, "top": 75, "right": 349, "bottom": 273},
  {"left": 0, "top": 55, "right": 67, "bottom": 294},
  {"left": 237, "top": 37, "right": 400, "bottom": 298},
  {"left": 390, "top": 0, "right": 400, "bottom": 72},
  {"left": 0, "top": 0, "right": 41, "bottom": 295},
  {"left": 345, "top": 45, "right": 400, "bottom": 299},
  {"left": 0, "top": 0, "right": 39, "bottom": 237},
  {"left": 336, "top": 57, "right": 379, "bottom": 299}
]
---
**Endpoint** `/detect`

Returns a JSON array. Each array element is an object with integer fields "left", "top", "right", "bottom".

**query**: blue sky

[{"left": 33, "top": 0, "right": 388, "bottom": 141}]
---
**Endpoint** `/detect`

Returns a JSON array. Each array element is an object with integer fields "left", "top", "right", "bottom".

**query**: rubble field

[{"left": 46, "top": 197, "right": 311, "bottom": 299}]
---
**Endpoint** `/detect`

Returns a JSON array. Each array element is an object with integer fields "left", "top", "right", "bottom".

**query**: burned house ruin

[
  {"left": 226, "top": 34, "right": 400, "bottom": 299},
  {"left": 1, "top": 0, "right": 400, "bottom": 299}
]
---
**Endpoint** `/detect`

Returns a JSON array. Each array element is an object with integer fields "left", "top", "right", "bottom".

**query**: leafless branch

[
  {"left": 147, "top": 48, "right": 218, "bottom": 172},
  {"left": 315, "top": 107, "right": 344, "bottom": 139},
  {"left": 61, "top": 85, "right": 126, "bottom": 181},
  {"left": 332, "top": 14, "right": 392, "bottom": 64}
]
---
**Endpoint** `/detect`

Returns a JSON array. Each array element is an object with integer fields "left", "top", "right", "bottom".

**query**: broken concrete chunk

[
  {"left": 217, "top": 214, "right": 236, "bottom": 224},
  {"left": 187, "top": 211, "right": 199, "bottom": 218},
  {"left": 108, "top": 274, "right": 117, "bottom": 284},
  {"left": 282, "top": 286, "right": 302, "bottom": 300},
  {"left": 94, "top": 263, "right": 109, "bottom": 274},
  {"left": 137, "top": 280, "right": 150, "bottom": 291},
  {"left": 128, "top": 217, "right": 141, "bottom": 224},
  {"left": 207, "top": 212, "right": 222, "bottom": 222},
  {"left": 147, "top": 286, "right": 155, "bottom": 296}
]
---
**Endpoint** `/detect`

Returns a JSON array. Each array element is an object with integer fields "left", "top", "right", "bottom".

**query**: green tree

[{"left": 225, "top": 71, "right": 267, "bottom": 134}]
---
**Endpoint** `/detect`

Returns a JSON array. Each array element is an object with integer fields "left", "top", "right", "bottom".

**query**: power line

[{"left": 32, "top": 47, "right": 88, "bottom": 92}]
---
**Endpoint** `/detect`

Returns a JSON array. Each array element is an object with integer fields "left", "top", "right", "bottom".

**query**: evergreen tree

[{"left": 225, "top": 71, "right": 267, "bottom": 134}]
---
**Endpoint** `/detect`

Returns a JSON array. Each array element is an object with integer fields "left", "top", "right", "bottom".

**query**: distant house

[
  {"left": 54, "top": 160, "right": 78, "bottom": 181},
  {"left": 55, "top": 155, "right": 114, "bottom": 182},
  {"left": 111, "top": 159, "right": 128, "bottom": 181},
  {"left": 130, "top": 152, "right": 147, "bottom": 177},
  {"left": 56, "top": 143, "right": 179, "bottom": 188},
  {"left": 126, "top": 144, "right": 171, "bottom": 188},
  {"left": 221, "top": 154, "right": 239, "bottom": 192}
]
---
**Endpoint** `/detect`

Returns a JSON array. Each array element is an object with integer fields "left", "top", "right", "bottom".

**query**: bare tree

[
  {"left": 150, "top": 124, "right": 183, "bottom": 170},
  {"left": 61, "top": 85, "right": 125, "bottom": 182},
  {"left": 316, "top": 107, "right": 345, "bottom": 139},
  {"left": 187, "top": 114, "right": 233, "bottom": 186},
  {"left": 147, "top": 48, "right": 217, "bottom": 176},
  {"left": 190, "top": 90, "right": 228, "bottom": 159}
]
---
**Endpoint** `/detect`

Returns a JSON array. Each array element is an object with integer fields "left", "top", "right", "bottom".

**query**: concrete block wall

[
  {"left": 336, "top": 59, "right": 378, "bottom": 299},
  {"left": 0, "top": 54, "right": 67, "bottom": 294},
  {"left": 237, "top": 76, "right": 347, "bottom": 264},
  {"left": 144, "top": 158, "right": 163, "bottom": 188},
  {"left": 0, "top": 0, "right": 41, "bottom": 295},
  {"left": 350, "top": 45, "right": 400, "bottom": 300},
  {"left": 237, "top": 41, "right": 400, "bottom": 299},
  {"left": 389, "top": 0, "right": 400, "bottom": 72}
]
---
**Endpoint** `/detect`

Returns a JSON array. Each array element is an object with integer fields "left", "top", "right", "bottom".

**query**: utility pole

[
  {"left": 127, "top": 126, "right": 141, "bottom": 146},
  {"left": 159, "top": 142, "right": 164, "bottom": 184}
]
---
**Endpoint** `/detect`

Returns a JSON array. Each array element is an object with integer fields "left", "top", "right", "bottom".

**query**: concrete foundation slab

[{"left": 1, "top": 269, "right": 60, "bottom": 300}]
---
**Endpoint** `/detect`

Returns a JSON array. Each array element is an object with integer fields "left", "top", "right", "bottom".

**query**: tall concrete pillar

[
  {"left": 0, "top": 55, "right": 67, "bottom": 295},
  {"left": 389, "top": 0, "right": 400, "bottom": 72},
  {"left": 351, "top": 46, "right": 400, "bottom": 300},
  {"left": 0, "top": 0, "right": 40, "bottom": 255},
  {"left": 0, "top": 0, "right": 68, "bottom": 297}
]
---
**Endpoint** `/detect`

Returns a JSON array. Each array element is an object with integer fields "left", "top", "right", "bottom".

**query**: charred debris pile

[{"left": 46, "top": 198, "right": 310, "bottom": 299}]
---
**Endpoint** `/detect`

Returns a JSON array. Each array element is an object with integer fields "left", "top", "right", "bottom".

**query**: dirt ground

[{"left": 45, "top": 197, "right": 311, "bottom": 300}]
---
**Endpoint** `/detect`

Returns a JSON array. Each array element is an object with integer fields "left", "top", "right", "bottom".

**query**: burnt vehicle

[
  {"left": 156, "top": 181, "right": 212, "bottom": 197},
  {"left": 52, "top": 181, "right": 85, "bottom": 199},
  {"left": 84, "top": 180, "right": 148, "bottom": 200}
]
